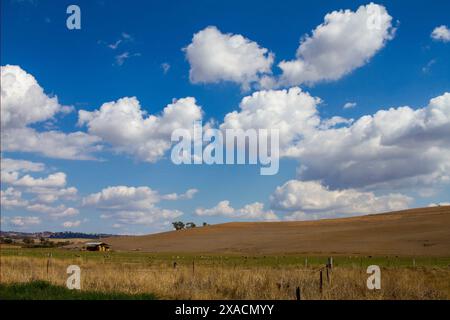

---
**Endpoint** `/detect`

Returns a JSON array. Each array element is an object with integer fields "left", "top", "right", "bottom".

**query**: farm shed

[{"left": 84, "top": 242, "right": 111, "bottom": 252}]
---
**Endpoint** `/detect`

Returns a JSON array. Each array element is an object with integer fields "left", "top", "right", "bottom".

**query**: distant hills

[{"left": 0, "top": 231, "right": 118, "bottom": 239}]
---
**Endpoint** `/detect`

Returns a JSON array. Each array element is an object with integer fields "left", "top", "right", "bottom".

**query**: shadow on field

[{"left": 0, "top": 281, "right": 157, "bottom": 300}]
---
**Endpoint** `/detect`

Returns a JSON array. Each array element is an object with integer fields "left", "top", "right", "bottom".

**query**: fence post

[
  {"left": 319, "top": 270, "right": 323, "bottom": 294},
  {"left": 192, "top": 259, "right": 195, "bottom": 274},
  {"left": 296, "top": 287, "right": 301, "bottom": 301},
  {"left": 326, "top": 266, "right": 330, "bottom": 285},
  {"left": 327, "top": 257, "right": 333, "bottom": 269},
  {"left": 46, "top": 253, "right": 52, "bottom": 278}
]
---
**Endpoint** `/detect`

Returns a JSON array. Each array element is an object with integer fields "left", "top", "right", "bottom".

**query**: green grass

[
  {"left": 0, "top": 281, "right": 157, "bottom": 300},
  {"left": 2, "top": 247, "right": 450, "bottom": 268}
]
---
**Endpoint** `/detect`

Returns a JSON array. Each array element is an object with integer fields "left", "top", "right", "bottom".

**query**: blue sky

[{"left": 1, "top": 0, "right": 449, "bottom": 234}]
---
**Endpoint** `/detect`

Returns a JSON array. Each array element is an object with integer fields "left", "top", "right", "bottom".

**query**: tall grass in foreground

[
  {"left": 1, "top": 255, "right": 449, "bottom": 299},
  {"left": 0, "top": 281, "right": 156, "bottom": 300}
]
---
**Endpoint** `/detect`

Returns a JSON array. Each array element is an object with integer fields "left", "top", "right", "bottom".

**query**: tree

[
  {"left": 2, "top": 238, "right": 13, "bottom": 244},
  {"left": 23, "top": 238, "right": 35, "bottom": 245},
  {"left": 202, "top": 222, "right": 209, "bottom": 227},
  {"left": 172, "top": 221, "right": 185, "bottom": 231},
  {"left": 186, "top": 222, "right": 196, "bottom": 229}
]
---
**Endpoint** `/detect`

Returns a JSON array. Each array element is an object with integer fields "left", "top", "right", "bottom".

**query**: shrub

[{"left": 172, "top": 221, "right": 185, "bottom": 230}]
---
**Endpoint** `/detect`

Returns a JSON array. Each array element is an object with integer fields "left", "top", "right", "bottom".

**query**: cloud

[
  {"left": 115, "top": 52, "right": 141, "bottom": 66},
  {"left": 78, "top": 96, "right": 203, "bottom": 163},
  {"left": 195, "top": 200, "right": 279, "bottom": 221},
  {"left": 100, "top": 32, "right": 134, "bottom": 50},
  {"left": 1, "top": 188, "right": 29, "bottom": 209},
  {"left": 104, "top": 209, "right": 183, "bottom": 226},
  {"left": 422, "top": 59, "right": 436, "bottom": 74},
  {"left": 83, "top": 186, "right": 196, "bottom": 208},
  {"left": 161, "top": 62, "right": 170, "bottom": 74},
  {"left": 161, "top": 188, "right": 198, "bottom": 200},
  {"left": 83, "top": 186, "right": 161, "bottom": 208},
  {"left": 1, "top": 158, "right": 45, "bottom": 173},
  {"left": 428, "top": 202, "right": 450, "bottom": 207},
  {"left": 108, "top": 39, "right": 123, "bottom": 50},
  {"left": 220, "top": 87, "right": 321, "bottom": 154},
  {"left": 185, "top": 26, "right": 274, "bottom": 90},
  {"left": 121, "top": 32, "right": 132, "bottom": 40},
  {"left": 294, "top": 92, "right": 450, "bottom": 190},
  {"left": 62, "top": 220, "right": 81, "bottom": 228},
  {"left": 271, "top": 180, "right": 412, "bottom": 219},
  {"left": 2, "top": 128, "right": 102, "bottom": 160},
  {"left": 7, "top": 216, "right": 41, "bottom": 228},
  {"left": 219, "top": 86, "right": 450, "bottom": 193},
  {"left": 431, "top": 25, "right": 450, "bottom": 42},
  {"left": 1, "top": 158, "right": 80, "bottom": 217},
  {"left": 30, "top": 187, "right": 78, "bottom": 204},
  {"left": 1, "top": 65, "right": 102, "bottom": 160},
  {"left": 98, "top": 33, "right": 137, "bottom": 65},
  {"left": 343, "top": 102, "right": 357, "bottom": 109},
  {"left": 1, "top": 65, "right": 71, "bottom": 129},
  {"left": 26, "top": 204, "right": 79, "bottom": 218},
  {"left": 277, "top": 3, "right": 395, "bottom": 86},
  {"left": 82, "top": 186, "right": 195, "bottom": 226},
  {"left": 318, "top": 116, "right": 354, "bottom": 129},
  {"left": 5, "top": 172, "right": 67, "bottom": 188}
]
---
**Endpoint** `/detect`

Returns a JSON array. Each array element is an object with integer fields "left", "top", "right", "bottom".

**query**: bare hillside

[{"left": 105, "top": 206, "right": 450, "bottom": 256}]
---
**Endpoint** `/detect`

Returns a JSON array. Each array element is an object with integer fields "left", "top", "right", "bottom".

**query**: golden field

[
  {"left": 1, "top": 252, "right": 449, "bottom": 300},
  {"left": 2, "top": 207, "right": 450, "bottom": 300}
]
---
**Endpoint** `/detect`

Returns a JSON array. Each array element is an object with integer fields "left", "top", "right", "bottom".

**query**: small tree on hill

[
  {"left": 186, "top": 222, "right": 196, "bottom": 229},
  {"left": 172, "top": 221, "right": 185, "bottom": 230}
]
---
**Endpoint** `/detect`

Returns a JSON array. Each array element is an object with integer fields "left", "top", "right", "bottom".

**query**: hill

[
  {"left": 105, "top": 206, "right": 450, "bottom": 256},
  {"left": 0, "top": 231, "right": 118, "bottom": 240}
]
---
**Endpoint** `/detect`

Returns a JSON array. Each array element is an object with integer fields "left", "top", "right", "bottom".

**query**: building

[{"left": 84, "top": 242, "right": 111, "bottom": 252}]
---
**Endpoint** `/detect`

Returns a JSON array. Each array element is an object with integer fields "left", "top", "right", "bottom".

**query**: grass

[
  {"left": 2, "top": 247, "right": 450, "bottom": 268},
  {"left": 0, "top": 280, "right": 157, "bottom": 300},
  {"left": 1, "top": 248, "right": 450, "bottom": 299}
]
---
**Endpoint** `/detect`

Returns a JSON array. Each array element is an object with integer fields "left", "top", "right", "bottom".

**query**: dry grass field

[
  {"left": 105, "top": 206, "right": 450, "bottom": 256},
  {"left": 1, "top": 207, "right": 449, "bottom": 300},
  {"left": 1, "top": 249, "right": 450, "bottom": 300}
]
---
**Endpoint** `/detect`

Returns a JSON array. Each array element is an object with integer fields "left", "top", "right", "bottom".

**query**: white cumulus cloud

[
  {"left": 431, "top": 25, "right": 450, "bottom": 42},
  {"left": 82, "top": 186, "right": 196, "bottom": 226},
  {"left": 1, "top": 158, "right": 80, "bottom": 218},
  {"left": 1, "top": 65, "right": 71, "bottom": 129},
  {"left": 1, "top": 65, "right": 101, "bottom": 160},
  {"left": 294, "top": 92, "right": 450, "bottom": 190},
  {"left": 62, "top": 220, "right": 81, "bottom": 228},
  {"left": 5, "top": 172, "right": 67, "bottom": 188},
  {"left": 1, "top": 158, "right": 45, "bottom": 173},
  {"left": 271, "top": 180, "right": 412, "bottom": 219},
  {"left": 343, "top": 102, "right": 357, "bottom": 109},
  {"left": 26, "top": 204, "right": 79, "bottom": 218},
  {"left": 8, "top": 216, "right": 41, "bottom": 228},
  {"left": 1, "top": 188, "right": 29, "bottom": 209},
  {"left": 220, "top": 87, "right": 321, "bottom": 154},
  {"left": 277, "top": 3, "right": 395, "bottom": 86},
  {"left": 218, "top": 86, "right": 450, "bottom": 194},
  {"left": 78, "top": 96, "right": 203, "bottom": 163},
  {"left": 195, "top": 200, "right": 279, "bottom": 221},
  {"left": 185, "top": 26, "right": 274, "bottom": 90}
]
